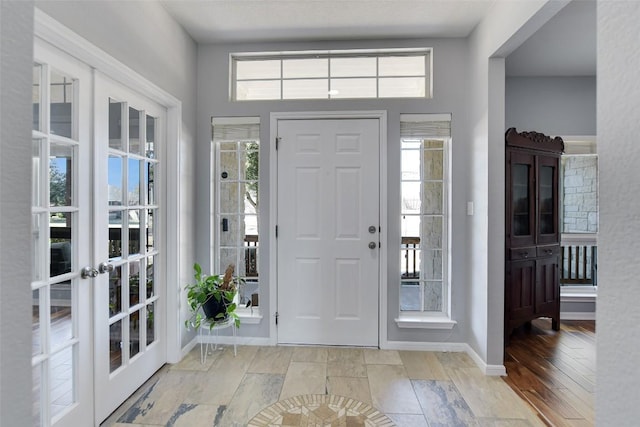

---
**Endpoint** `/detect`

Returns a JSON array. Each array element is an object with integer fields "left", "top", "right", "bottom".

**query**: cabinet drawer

[
  {"left": 537, "top": 245, "right": 560, "bottom": 257},
  {"left": 510, "top": 247, "right": 536, "bottom": 260}
]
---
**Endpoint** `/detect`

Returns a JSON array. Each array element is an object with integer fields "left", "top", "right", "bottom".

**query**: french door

[
  {"left": 276, "top": 118, "right": 380, "bottom": 346},
  {"left": 93, "top": 73, "right": 166, "bottom": 424},
  {"left": 32, "top": 41, "right": 167, "bottom": 426},
  {"left": 31, "top": 42, "right": 93, "bottom": 427}
]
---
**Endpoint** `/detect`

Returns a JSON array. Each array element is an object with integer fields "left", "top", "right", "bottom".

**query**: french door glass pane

[
  {"left": 49, "top": 143, "right": 74, "bottom": 207},
  {"left": 401, "top": 149, "right": 420, "bottom": 180},
  {"left": 146, "top": 303, "right": 155, "bottom": 345},
  {"left": 421, "top": 216, "right": 443, "bottom": 248},
  {"left": 109, "top": 265, "right": 122, "bottom": 316},
  {"left": 145, "top": 209, "right": 156, "bottom": 252},
  {"left": 220, "top": 183, "right": 239, "bottom": 214},
  {"left": 422, "top": 182, "right": 443, "bottom": 215},
  {"left": 33, "top": 64, "right": 41, "bottom": 131},
  {"left": 32, "top": 214, "right": 43, "bottom": 281},
  {"left": 108, "top": 155, "right": 123, "bottom": 205},
  {"left": 539, "top": 165, "right": 554, "bottom": 235},
  {"left": 109, "top": 214, "right": 123, "bottom": 259},
  {"left": 50, "top": 281, "right": 73, "bottom": 347},
  {"left": 109, "top": 99, "right": 124, "bottom": 150},
  {"left": 423, "top": 149, "right": 443, "bottom": 180},
  {"left": 127, "top": 158, "right": 140, "bottom": 205},
  {"left": 129, "top": 107, "right": 142, "bottom": 155},
  {"left": 128, "top": 209, "right": 141, "bottom": 255},
  {"left": 145, "top": 162, "right": 155, "bottom": 205},
  {"left": 130, "top": 310, "right": 140, "bottom": 358},
  {"left": 129, "top": 261, "right": 141, "bottom": 306},
  {"left": 50, "top": 70, "right": 74, "bottom": 138},
  {"left": 33, "top": 139, "right": 43, "bottom": 206},
  {"left": 146, "top": 256, "right": 155, "bottom": 299},
  {"left": 145, "top": 115, "right": 156, "bottom": 158},
  {"left": 401, "top": 182, "right": 421, "bottom": 214},
  {"left": 109, "top": 320, "right": 123, "bottom": 373},
  {"left": 49, "top": 212, "right": 72, "bottom": 278},
  {"left": 49, "top": 346, "right": 74, "bottom": 417},
  {"left": 32, "top": 289, "right": 42, "bottom": 355}
]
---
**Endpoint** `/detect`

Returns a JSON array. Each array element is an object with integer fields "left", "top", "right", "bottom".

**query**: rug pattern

[{"left": 248, "top": 394, "right": 395, "bottom": 427}]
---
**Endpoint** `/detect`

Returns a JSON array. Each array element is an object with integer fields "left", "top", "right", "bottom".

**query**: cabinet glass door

[
  {"left": 509, "top": 152, "right": 535, "bottom": 247},
  {"left": 537, "top": 156, "right": 559, "bottom": 244}
]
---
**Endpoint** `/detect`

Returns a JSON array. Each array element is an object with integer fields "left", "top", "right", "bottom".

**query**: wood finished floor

[{"left": 503, "top": 319, "right": 596, "bottom": 427}]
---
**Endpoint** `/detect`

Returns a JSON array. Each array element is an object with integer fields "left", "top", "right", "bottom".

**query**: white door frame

[{"left": 269, "top": 111, "right": 388, "bottom": 347}]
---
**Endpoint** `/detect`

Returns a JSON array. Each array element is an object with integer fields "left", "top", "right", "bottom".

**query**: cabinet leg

[{"left": 552, "top": 318, "right": 560, "bottom": 331}]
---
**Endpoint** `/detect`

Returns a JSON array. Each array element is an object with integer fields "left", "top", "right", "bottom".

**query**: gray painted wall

[
  {"left": 506, "top": 76, "right": 596, "bottom": 135},
  {"left": 33, "top": 1, "right": 199, "bottom": 347},
  {"left": 0, "top": 2, "right": 35, "bottom": 426},
  {"left": 597, "top": 1, "right": 640, "bottom": 423},
  {"left": 196, "top": 38, "right": 472, "bottom": 343}
]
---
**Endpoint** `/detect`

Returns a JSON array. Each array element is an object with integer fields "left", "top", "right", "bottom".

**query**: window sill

[
  {"left": 561, "top": 286, "right": 597, "bottom": 302},
  {"left": 395, "top": 315, "right": 457, "bottom": 330},
  {"left": 236, "top": 307, "right": 263, "bottom": 324}
]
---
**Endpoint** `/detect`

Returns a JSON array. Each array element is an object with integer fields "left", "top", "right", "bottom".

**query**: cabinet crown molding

[{"left": 505, "top": 127, "right": 564, "bottom": 154}]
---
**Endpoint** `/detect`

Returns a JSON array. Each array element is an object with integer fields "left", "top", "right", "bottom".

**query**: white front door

[
  {"left": 276, "top": 118, "right": 380, "bottom": 346},
  {"left": 93, "top": 74, "right": 166, "bottom": 423}
]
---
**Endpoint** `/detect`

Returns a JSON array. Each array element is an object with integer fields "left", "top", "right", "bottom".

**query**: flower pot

[{"left": 202, "top": 295, "right": 230, "bottom": 322}]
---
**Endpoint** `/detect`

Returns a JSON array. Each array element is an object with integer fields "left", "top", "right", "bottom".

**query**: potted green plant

[{"left": 184, "top": 263, "right": 241, "bottom": 331}]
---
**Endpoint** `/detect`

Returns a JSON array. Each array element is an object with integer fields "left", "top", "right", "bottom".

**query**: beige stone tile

[
  {"left": 211, "top": 345, "right": 259, "bottom": 373},
  {"left": 412, "top": 379, "right": 476, "bottom": 425},
  {"left": 476, "top": 418, "right": 541, "bottom": 426},
  {"left": 170, "top": 346, "right": 219, "bottom": 371},
  {"left": 326, "top": 376, "right": 372, "bottom": 404},
  {"left": 363, "top": 349, "right": 402, "bottom": 365},
  {"left": 279, "top": 361, "right": 327, "bottom": 399},
  {"left": 385, "top": 413, "right": 430, "bottom": 427},
  {"left": 367, "top": 364, "right": 422, "bottom": 414},
  {"left": 291, "top": 346, "right": 328, "bottom": 363},
  {"left": 165, "top": 403, "right": 225, "bottom": 427},
  {"left": 218, "top": 373, "right": 285, "bottom": 426},
  {"left": 183, "top": 365, "right": 246, "bottom": 405},
  {"left": 327, "top": 347, "right": 367, "bottom": 377},
  {"left": 447, "top": 367, "right": 541, "bottom": 421},
  {"left": 115, "top": 370, "right": 199, "bottom": 425},
  {"left": 435, "top": 351, "right": 477, "bottom": 368},
  {"left": 399, "top": 351, "right": 450, "bottom": 380},
  {"left": 248, "top": 346, "right": 293, "bottom": 374}
]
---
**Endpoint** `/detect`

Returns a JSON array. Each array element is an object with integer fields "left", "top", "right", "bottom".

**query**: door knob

[
  {"left": 98, "top": 262, "right": 114, "bottom": 274},
  {"left": 81, "top": 266, "right": 99, "bottom": 279},
  {"left": 368, "top": 225, "right": 377, "bottom": 234},
  {"left": 368, "top": 242, "right": 377, "bottom": 249}
]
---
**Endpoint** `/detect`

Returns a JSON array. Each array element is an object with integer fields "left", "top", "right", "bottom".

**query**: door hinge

[
  {"left": 276, "top": 137, "right": 281, "bottom": 150},
  {"left": 275, "top": 311, "right": 279, "bottom": 326}
]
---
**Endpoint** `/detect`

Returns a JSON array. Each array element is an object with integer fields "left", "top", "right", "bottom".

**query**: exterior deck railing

[
  {"left": 560, "top": 234, "right": 597, "bottom": 286},
  {"left": 401, "top": 236, "right": 420, "bottom": 280}
]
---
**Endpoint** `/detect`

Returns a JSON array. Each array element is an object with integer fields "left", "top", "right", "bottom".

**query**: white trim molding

[{"left": 395, "top": 315, "right": 457, "bottom": 330}]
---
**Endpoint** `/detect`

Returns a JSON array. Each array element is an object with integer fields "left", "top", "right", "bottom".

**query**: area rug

[{"left": 248, "top": 394, "right": 395, "bottom": 427}]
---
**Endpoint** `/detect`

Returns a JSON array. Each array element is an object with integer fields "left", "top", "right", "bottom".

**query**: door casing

[{"left": 269, "top": 111, "right": 388, "bottom": 347}]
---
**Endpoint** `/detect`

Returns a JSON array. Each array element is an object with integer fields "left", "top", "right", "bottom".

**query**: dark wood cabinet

[{"left": 505, "top": 128, "right": 564, "bottom": 343}]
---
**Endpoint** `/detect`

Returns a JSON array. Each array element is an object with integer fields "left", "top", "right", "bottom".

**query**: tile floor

[{"left": 101, "top": 345, "right": 544, "bottom": 427}]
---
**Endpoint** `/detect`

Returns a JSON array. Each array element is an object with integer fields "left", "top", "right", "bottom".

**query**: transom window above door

[{"left": 231, "top": 48, "right": 432, "bottom": 101}]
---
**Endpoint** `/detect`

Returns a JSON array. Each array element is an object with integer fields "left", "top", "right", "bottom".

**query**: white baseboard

[
  {"left": 463, "top": 344, "right": 506, "bottom": 376},
  {"left": 181, "top": 337, "right": 198, "bottom": 359},
  {"left": 561, "top": 311, "right": 596, "bottom": 321}
]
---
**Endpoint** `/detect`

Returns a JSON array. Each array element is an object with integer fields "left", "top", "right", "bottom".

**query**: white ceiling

[
  {"left": 159, "top": 0, "right": 596, "bottom": 77},
  {"left": 159, "top": 0, "right": 496, "bottom": 43}
]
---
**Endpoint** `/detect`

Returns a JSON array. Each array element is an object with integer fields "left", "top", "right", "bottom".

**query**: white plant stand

[{"left": 199, "top": 317, "right": 236, "bottom": 364}]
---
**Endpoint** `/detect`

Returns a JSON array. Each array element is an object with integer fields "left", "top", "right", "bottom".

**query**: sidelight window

[
  {"left": 399, "top": 114, "right": 450, "bottom": 317},
  {"left": 212, "top": 118, "right": 260, "bottom": 312}
]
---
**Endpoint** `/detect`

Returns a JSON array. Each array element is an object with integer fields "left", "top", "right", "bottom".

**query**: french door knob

[
  {"left": 81, "top": 266, "right": 99, "bottom": 279},
  {"left": 98, "top": 262, "right": 114, "bottom": 274},
  {"left": 368, "top": 242, "right": 377, "bottom": 249}
]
